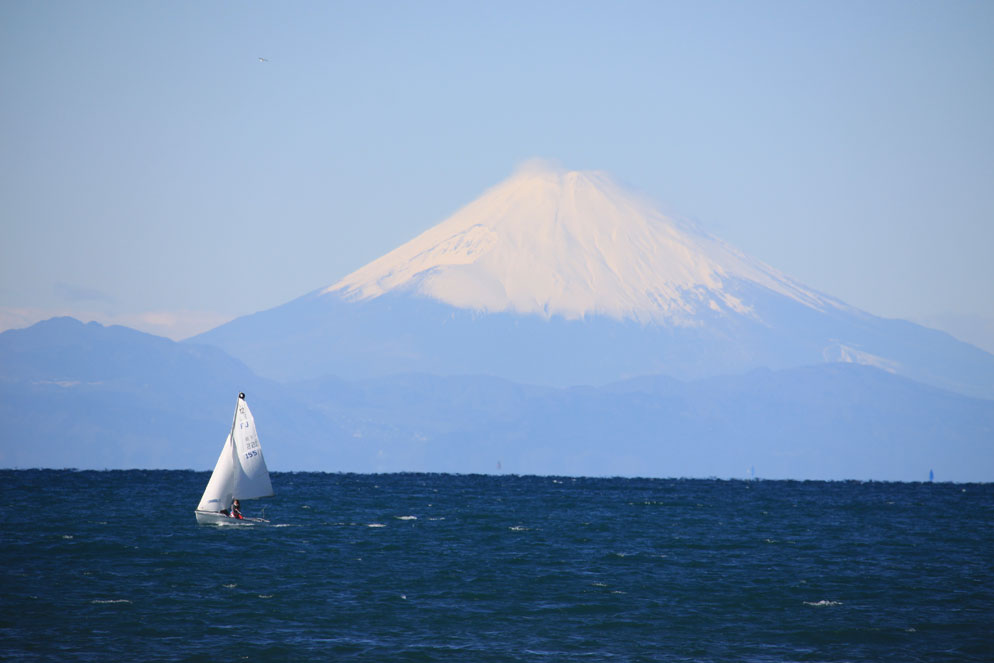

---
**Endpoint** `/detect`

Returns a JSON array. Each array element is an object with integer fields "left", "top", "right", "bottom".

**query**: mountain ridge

[{"left": 3, "top": 317, "right": 992, "bottom": 480}]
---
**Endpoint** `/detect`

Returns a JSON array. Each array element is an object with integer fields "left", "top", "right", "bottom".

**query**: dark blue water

[{"left": 2, "top": 471, "right": 992, "bottom": 661}]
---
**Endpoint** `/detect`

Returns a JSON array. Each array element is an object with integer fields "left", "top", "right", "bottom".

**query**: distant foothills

[
  {"left": 1, "top": 317, "right": 991, "bottom": 481},
  {"left": 3, "top": 166, "right": 992, "bottom": 480}
]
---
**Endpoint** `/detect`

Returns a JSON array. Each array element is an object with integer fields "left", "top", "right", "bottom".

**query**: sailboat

[{"left": 194, "top": 392, "right": 273, "bottom": 525}]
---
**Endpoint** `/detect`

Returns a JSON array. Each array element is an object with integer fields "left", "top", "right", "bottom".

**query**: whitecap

[
  {"left": 367, "top": 523, "right": 386, "bottom": 528},
  {"left": 804, "top": 600, "right": 842, "bottom": 607},
  {"left": 91, "top": 599, "right": 131, "bottom": 604},
  {"left": 395, "top": 515, "right": 417, "bottom": 520}
]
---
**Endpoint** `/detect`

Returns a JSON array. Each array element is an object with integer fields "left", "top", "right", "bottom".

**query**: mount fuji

[{"left": 193, "top": 164, "right": 993, "bottom": 399}]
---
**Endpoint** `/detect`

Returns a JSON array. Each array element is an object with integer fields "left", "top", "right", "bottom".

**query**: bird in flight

[{"left": 258, "top": 57, "right": 269, "bottom": 63}]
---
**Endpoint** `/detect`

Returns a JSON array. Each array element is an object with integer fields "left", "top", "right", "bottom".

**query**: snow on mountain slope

[
  {"left": 324, "top": 164, "right": 840, "bottom": 325},
  {"left": 191, "top": 163, "right": 994, "bottom": 399}
]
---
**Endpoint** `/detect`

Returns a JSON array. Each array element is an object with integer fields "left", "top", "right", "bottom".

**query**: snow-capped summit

[
  {"left": 324, "top": 163, "right": 834, "bottom": 324},
  {"left": 192, "top": 163, "right": 994, "bottom": 399}
]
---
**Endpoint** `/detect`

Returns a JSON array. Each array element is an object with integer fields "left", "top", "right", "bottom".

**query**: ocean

[{"left": 2, "top": 470, "right": 991, "bottom": 662}]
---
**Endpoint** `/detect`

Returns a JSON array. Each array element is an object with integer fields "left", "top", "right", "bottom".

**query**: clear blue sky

[{"left": 2, "top": 1, "right": 992, "bottom": 348}]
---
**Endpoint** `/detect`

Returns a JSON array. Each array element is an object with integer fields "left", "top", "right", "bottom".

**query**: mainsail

[{"left": 196, "top": 393, "right": 273, "bottom": 513}]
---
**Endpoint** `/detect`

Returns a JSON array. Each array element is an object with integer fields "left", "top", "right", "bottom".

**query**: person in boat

[{"left": 231, "top": 499, "right": 243, "bottom": 519}]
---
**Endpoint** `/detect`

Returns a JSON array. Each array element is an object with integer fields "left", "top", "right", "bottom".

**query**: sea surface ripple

[{"left": 1, "top": 471, "right": 992, "bottom": 661}]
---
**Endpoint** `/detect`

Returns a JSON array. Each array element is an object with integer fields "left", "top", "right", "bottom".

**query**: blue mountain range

[{"left": 2, "top": 317, "right": 991, "bottom": 481}]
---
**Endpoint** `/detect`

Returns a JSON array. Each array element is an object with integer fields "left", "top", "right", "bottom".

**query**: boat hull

[{"left": 194, "top": 510, "right": 268, "bottom": 525}]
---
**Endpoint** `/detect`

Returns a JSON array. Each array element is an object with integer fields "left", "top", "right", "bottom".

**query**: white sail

[
  {"left": 196, "top": 433, "right": 237, "bottom": 511},
  {"left": 196, "top": 394, "right": 272, "bottom": 514},
  {"left": 229, "top": 395, "right": 273, "bottom": 500}
]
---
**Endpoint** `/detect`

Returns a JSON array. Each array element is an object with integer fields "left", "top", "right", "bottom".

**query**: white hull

[{"left": 194, "top": 510, "right": 269, "bottom": 526}]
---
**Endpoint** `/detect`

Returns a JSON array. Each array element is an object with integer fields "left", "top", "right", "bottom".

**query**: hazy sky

[{"left": 2, "top": 1, "right": 992, "bottom": 347}]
